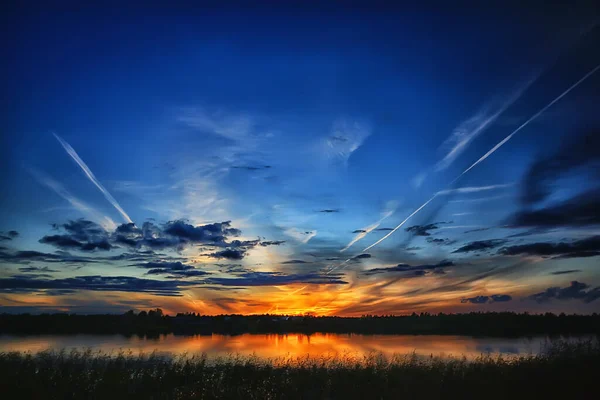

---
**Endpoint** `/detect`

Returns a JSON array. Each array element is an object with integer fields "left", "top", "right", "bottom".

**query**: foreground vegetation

[
  {"left": 2, "top": 310, "right": 600, "bottom": 337},
  {"left": 0, "top": 340, "right": 598, "bottom": 399}
]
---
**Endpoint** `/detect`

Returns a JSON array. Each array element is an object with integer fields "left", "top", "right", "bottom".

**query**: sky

[{"left": 1, "top": 2, "right": 600, "bottom": 315}]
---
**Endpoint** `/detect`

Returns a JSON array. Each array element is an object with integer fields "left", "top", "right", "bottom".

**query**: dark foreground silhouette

[
  {"left": 0, "top": 340, "right": 597, "bottom": 399},
  {"left": 1, "top": 311, "right": 600, "bottom": 337}
]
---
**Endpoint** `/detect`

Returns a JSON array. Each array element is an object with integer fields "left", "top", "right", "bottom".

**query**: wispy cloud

[
  {"left": 284, "top": 228, "right": 317, "bottom": 244},
  {"left": 29, "top": 168, "right": 116, "bottom": 230},
  {"left": 53, "top": 134, "right": 132, "bottom": 223},
  {"left": 341, "top": 201, "right": 398, "bottom": 252},
  {"left": 356, "top": 63, "right": 600, "bottom": 254},
  {"left": 435, "top": 79, "right": 536, "bottom": 172},
  {"left": 322, "top": 119, "right": 371, "bottom": 165},
  {"left": 436, "top": 183, "right": 513, "bottom": 196},
  {"left": 455, "top": 62, "right": 600, "bottom": 181}
]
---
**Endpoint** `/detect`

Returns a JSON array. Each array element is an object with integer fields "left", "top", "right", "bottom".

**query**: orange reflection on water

[{"left": 0, "top": 333, "right": 551, "bottom": 360}]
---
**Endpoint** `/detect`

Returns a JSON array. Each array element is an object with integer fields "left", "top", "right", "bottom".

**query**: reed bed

[{"left": 1, "top": 339, "right": 598, "bottom": 399}]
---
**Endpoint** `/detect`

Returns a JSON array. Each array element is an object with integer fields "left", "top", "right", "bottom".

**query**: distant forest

[{"left": 1, "top": 311, "right": 600, "bottom": 337}]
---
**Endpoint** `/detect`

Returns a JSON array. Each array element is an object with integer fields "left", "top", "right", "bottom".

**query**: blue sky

[{"left": 1, "top": 2, "right": 600, "bottom": 315}]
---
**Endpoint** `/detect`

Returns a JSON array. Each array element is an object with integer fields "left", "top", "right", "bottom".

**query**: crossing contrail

[
  {"left": 453, "top": 62, "right": 600, "bottom": 182},
  {"left": 54, "top": 133, "right": 133, "bottom": 223},
  {"left": 331, "top": 61, "right": 600, "bottom": 271}
]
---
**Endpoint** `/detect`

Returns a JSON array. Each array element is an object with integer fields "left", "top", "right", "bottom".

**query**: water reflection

[{"left": 0, "top": 333, "right": 581, "bottom": 360}]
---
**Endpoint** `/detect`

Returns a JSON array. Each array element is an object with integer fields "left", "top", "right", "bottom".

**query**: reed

[{"left": 0, "top": 339, "right": 598, "bottom": 399}]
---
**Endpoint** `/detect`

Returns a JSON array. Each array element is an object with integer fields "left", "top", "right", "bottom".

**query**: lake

[{"left": 0, "top": 333, "right": 583, "bottom": 360}]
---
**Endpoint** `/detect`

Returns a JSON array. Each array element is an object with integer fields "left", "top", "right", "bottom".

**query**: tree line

[{"left": 1, "top": 311, "right": 600, "bottom": 337}]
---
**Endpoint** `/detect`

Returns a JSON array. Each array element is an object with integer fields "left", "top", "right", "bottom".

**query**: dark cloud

[
  {"left": 375, "top": 228, "right": 394, "bottom": 231},
  {"left": 132, "top": 261, "right": 196, "bottom": 274},
  {"left": 281, "top": 259, "right": 310, "bottom": 264},
  {"left": 205, "top": 271, "right": 347, "bottom": 287},
  {"left": 529, "top": 281, "right": 600, "bottom": 303},
  {"left": 364, "top": 260, "right": 454, "bottom": 276},
  {"left": 259, "top": 240, "right": 285, "bottom": 247},
  {"left": 352, "top": 229, "right": 367, "bottom": 233},
  {"left": 164, "top": 220, "right": 240, "bottom": 242},
  {"left": 509, "top": 188, "right": 600, "bottom": 228},
  {"left": 18, "top": 266, "right": 59, "bottom": 273},
  {"left": 0, "top": 231, "right": 19, "bottom": 241},
  {"left": 352, "top": 253, "right": 372, "bottom": 261},
  {"left": 0, "top": 249, "right": 98, "bottom": 264},
  {"left": 206, "top": 248, "right": 246, "bottom": 260},
  {"left": 464, "top": 228, "right": 491, "bottom": 234},
  {"left": 405, "top": 223, "right": 440, "bottom": 237},
  {"left": 319, "top": 209, "right": 340, "bottom": 213},
  {"left": 551, "top": 269, "right": 582, "bottom": 275},
  {"left": 499, "top": 236, "right": 600, "bottom": 259},
  {"left": 0, "top": 275, "right": 197, "bottom": 296},
  {"left": 231, "top": 165, "right": 272, "bottom": 171},
  {"left": 452, "top": 239, "right": 507, "bottom": 253},
  {"left": 40, "top": 219, "right": 113, "bottom": 252},
  {"left": 460, "top": 294, "right": 512, "bottom": 304},
  {"left": 39, "top": 235, "right": 112, "bottom": 251},
  {"left": 520, "top": 129, "right": 600, "bottom": 206},
  {"left": 405, "top": 246, "right": 422, "bottom": 251},
  {"left": 426, "top": 237, "right": 456, "bottom": 246},
  {"left": 510, "top": 129, "right": 600, "bottom": 229}
]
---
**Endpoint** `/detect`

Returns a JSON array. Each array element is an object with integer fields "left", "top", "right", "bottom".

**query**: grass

[{"left": 0, "top": 340, "right": 598, "bottom": 399}]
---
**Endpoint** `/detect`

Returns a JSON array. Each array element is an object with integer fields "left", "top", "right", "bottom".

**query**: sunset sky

[{"left": 1, "top": 2, "right": 600, "bottom": 315}]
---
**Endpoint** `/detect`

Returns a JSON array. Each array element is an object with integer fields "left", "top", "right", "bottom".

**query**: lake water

[{"left": 0, "top": 333, "right": 583, "bottom": 360}]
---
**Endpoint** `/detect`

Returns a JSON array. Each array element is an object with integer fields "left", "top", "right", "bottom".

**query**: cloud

[
  {"left": 0, "top": 231, "right": 18, "bottom": 241},
  {"left": 206, "top": 248, "right": 246, "bottom": 260},
  {"left": 231, "top": 165, "right": 272, "bottom": 171},
  {"left": 456, "top": 63, "right": 600, "bottom": 180},
  {"left": 0, "top": 249, "right": 98, "bottom": 264},
  {"left": 375, "top": 228, "right": 394, "bottom": 231},
  {"left": 529, "top": 281, "right": 600, "bottom": 303},
  {"left": 322, "top": 119, "right": 371, "bottom": 165},
  {"left": 436, "top": 183, "right": 513, "bottom": 196},
  {"left": 259, "top": 240, "right": 286, "bottom": 247},
  {"left": 132, "top": 261, "right": 210, "bottom": 278},
  {"left": 0, "top": 275, "right": 196, "bottom": 296},
  {"left": 205, "top": 271, "right": 347, "bottom": 287},
  {"left": 452, "top": 239, "right": 507, "bottom": 253},
  {"left": 319, "top": 209, "right": 340, "bottom": 213},
  {"left": 499, "top": 236, "right": 600, "bottom": 259},
  {"left": 520, "top": 129, "right": 600, "bottom": 206},
  {"left": 284, "top": 228, "right": 317, "bottom": 244},
  {"left": 39, "top": 235, "right": 112, "bottom": 252},
  {"left": 426, "top": 237, "right": 456, "bottom": 246},
  {"left": 29, "top": 169, "right": 116, "bottom": 230},
  {"left": 352, "top": 253, "right": 371, "bottom": 260},
  {"left": 364, "top": 260, "right": 453, "bottom": 276},
  {"left": 54, "top": 133, "right": 132, "bottom": 223},
  {"left": 39, "top": 219, "right": 113, "bottom": 252},
  {"left": 113, "top": 220, "right": 255, "bottom": 251},
  {"left": 551, "top": 270, "right": 582, "bottom": 275},
  {"left": 435, "top": 79, "right": 535, "bottom": 172},
  {"left": 509, "top": 188, "right": 600, "bottom": 228},
  {"left": 461, "top": 294, "right": 512, "bottom": 304},
  {"left": 18, "top": 266, "right": 59, "bottom": 273},
  {"left": 405, "top": 223, "right": 441, "bottom": 237},
  {"left": 341, "top": 203, "right": 397, "bottom": 252},
  {"left": 281, "top": 260, "right": 310, "bottom": 264}
]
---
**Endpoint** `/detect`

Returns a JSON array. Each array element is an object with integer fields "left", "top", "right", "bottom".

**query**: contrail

[
  {"left": 29, "top": 168, "right": 117, "bottom": 230},
  {"left": 54, "top": 133, "right": 133, "bottom": 223},
  {"left": 340, "top": 61, "right": 600, "bottom": 264},
  {"left": 453, "top": 62, "right": 600, "bottom": 182}
]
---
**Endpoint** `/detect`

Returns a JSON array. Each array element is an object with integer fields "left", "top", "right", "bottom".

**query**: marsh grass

[{"left": 0, "top": 339, "right": 598, "bottom": 399}]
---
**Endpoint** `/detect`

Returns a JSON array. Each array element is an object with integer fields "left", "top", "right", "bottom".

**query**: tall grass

[{"left": 1, "top": 340, "right": 598, "bottom": 399}]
